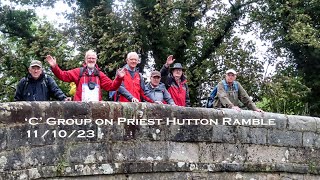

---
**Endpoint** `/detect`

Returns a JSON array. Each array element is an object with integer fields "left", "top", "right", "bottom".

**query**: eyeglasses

[
  {"left": 128, "top": 58, "right": 138, "bottom": 62},
  {"left": 151, "top": 76, "right": 161, "bottom": 79}
]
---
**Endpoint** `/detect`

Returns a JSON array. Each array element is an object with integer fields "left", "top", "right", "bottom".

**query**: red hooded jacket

[
  {"left": 51, "top": 64, "right": 123, "bottom": 101},
  {"left": 118, "top": 67, "right": 153, "bottom": 103}
]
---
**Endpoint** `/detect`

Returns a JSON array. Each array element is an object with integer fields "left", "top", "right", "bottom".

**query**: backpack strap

[
  {"left": 222, "top": 79, "right": 239, "bottom": 92},
  {"left": 22, "top": 77, "right": 29, "bottom": 93},
  {"left": 222, "top": 80, "right": 228, "bottom": 92},
  {"left": 78, "top": 67, "right": 100, "bottom": 81},
  {"left": 233, "top": 81, "right": 239, "bottom": 91},
  {"left": 78, "top": 67, "right": 85, "bottom": 81},
  {"left": 42, "top": 74, "right": 49, "bottom": 88}
]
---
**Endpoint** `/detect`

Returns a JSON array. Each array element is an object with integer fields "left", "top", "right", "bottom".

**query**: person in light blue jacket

[{"left": 145, "top": 71, "right": 175, "bottom": 105}]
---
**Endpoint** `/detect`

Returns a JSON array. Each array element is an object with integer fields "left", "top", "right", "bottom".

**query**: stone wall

[{"left": 0, "top": 101, "right": 319, "bottom": 179}]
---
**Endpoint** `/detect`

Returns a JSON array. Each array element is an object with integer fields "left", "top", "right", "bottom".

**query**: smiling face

[
  {"left": 172, "top": 68, "right": 183, "bottom": 79},
  {"left": 28, "top": 66, "right": 43, "bottom": 80},
  {"left": 126, "top": 52, "right": 139, "bottom": 70},
  {"left": 225, "top": 73, "right": 237, "bottom": 83},
  {"left": 150, "top": 75, "right": 161, "bottom": 87},
  {"left": 85, "top": 51, "right": 97, "bottom": 69}
]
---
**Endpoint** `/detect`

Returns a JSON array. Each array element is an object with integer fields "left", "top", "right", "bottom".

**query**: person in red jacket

[
  {"left": 160, "top": 55, "right": 191, "bottom": 107},
  {"left": 117, "top": 52, "right": 153, "bottom": 103},
  {"left": 45, "top": 50, "right": 125, "bottom": 101}
]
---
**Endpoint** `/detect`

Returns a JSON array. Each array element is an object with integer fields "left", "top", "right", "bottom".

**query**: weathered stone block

[
  {"left": 122, "top": 162, "right": 153, "bottom": 173},
  {"left": 90, "top": 102, "right": 111, "bottom": 120},
  {"left": 199, "top": 143, "right": 247, "bottom": 163},
  {"left": 211, "top": 125, "right": 235, "bottom": 143},
  {"left": 236, "top": 127, "right": 267, "bottom": 144},
  {"left": 24, "top": 145, "right": 65, "bottom": 167},
  {"left": 111, "top": 142, "right": 136, "bottom": 162},
  {"left": 135, "top": 124, "right": 167, "bottom": 141},
  {"left": 37, "top": 166, "right": 57, "bottom": 178},
  {"left": 263, "top": 112, "right": 288, "bottom": 130},
  {"left": 95, "top": 123, "right": 125, "bottom": 142},
  {"left": 6, "top": 125, "right": 31, "bottom": 149},
  {"left": 0, "top": 128, "right": 7, "bottom": 151},
  {"left": 246, "top": 145, "right": 289, "bottom": 163},
  {"left": 30, "top": 101, "right": 51, "bottom": 119},
  {"left": 316, "top": 117, "right": 320, "bottom": 133},
  {"left": 275, "top": 163, "right": 309, "bottom": 174},
  {"left": 153, "top": 162, "right": 178, "bottom": 172},
  {"left": 168, "top": 142, "right": 199, "bottom": 162},
  {"left": 69, "top": 143, "right": 110, "bottom": 164},
  {"left": 63, "top": 102, "right": 91, "bottom": 119},
  {"left": 28, "top": 167, "right": 42, "bottom": 179},
  {"left": 46, "top": 101, "right": 64, "bottom": 119},
  {"left": 0, "top": 102, "right": 34, "bottom": 124},
  {"left": 288, "top": 147, "right": 320, "bottom": 165},
  {"left": 197, "top": 163, "right": 219, "bottom": 172},
  {"left": 128, "top": 172, "right": 192, "bottom": 180},
  {"left": 288, "top": 115, "right": 318, "bottom": 132},
  {"left": 110, "top": 102, "right": 125, "bottom": 120},
  {"left": 0, "top": 170, "right": 29, "bottom": 180},
  {"left": 168, "top": 125, "right": 213, "bottom": 142},
  {"left": 303, "top": 132, "right": 320, "bottom": 148},
  {"left": 268, "top": 129, "right": 303, "bottom": 147},
  {"left": 135, "top": 141, "right": 168, "bottom": 161},
  {"left": 0, "top": 150, "right": 24, "bottom": 171}
]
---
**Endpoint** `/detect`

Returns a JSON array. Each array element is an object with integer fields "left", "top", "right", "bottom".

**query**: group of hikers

[{"left": 14, "top": 50, "right": 263, "bottom": 112}]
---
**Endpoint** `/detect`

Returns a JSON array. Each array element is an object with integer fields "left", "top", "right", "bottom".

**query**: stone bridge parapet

[{"left": 0, "top": 102, "right": 319, "bottom": 179}]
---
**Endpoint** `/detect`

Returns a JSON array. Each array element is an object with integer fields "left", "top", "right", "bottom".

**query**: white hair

[
  {"left": 126, "top": 52, "right": 139, "bottom": 60},
  {"left": 85, "top": 50, "right": 97, "bottom": 59}
]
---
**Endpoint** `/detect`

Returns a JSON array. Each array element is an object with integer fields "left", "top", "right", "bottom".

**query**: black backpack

[{"left": 23, "top": 74, "right": 49, "bottom": 92}]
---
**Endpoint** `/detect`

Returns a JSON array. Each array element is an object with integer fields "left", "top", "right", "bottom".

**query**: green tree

[
  {"left": 0, "top": 6, "right": 73, "bottom": 101},
  {"left": 257, "top": 62, "right": 311, "bottom": 115},
  {"left": 250, "top": 0, "right": 320, "bottom": 116}
]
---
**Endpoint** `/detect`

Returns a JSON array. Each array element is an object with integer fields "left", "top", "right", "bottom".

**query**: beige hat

[
  {"left": 29, "top": 60, "right": 42, "bottom": 68},
  {"left": 226, "top": 69, "right": 237, "bottom": 75},
  {"left": 151, "top": 71, "right": 161, "bottom": 77}
]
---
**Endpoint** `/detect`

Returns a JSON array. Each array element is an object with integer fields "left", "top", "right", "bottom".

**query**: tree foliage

[
  {"left": 1, "top": 0, "right": 319, "bottom": 116},
  {"left": 250, "top": 0, "right": 320, "bottom": 116}
]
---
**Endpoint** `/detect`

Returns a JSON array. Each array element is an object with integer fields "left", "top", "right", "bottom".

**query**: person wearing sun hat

[
  {"left": 14, "top": 60, "right": 69, "bottom": 101},
  {"left": 160, "top": 55, "right": 190, "bottom": 107},
  {"left": 145, "top": 70, "right": 175, "bottom": 105},
  {"left": 213, "top": 68, "right": 263, "bottom": 112}
]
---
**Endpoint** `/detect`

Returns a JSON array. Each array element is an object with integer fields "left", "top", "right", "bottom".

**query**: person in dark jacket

[
  {"left": 14, "top": 60, "right": 68, "bottom": 101},
  {"left": 145, "top": 71, "right": 175, "bottom": 105},
  {"left": 160, "top": 55, "right": 191, "bottom": 107},
  {"left": 117, "top": 52, "right": 154, "bottom": 103}
]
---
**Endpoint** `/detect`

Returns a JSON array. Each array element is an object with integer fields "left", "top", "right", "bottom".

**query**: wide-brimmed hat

[
  {"left": 226, "top": 69, "right": 237, "bottom": 75},
  {"left": 29, "top": 60, "right": 42, "bottom": 68},
  {"left": 171, "top": 63, "right": 184, "bottom": 70}
]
